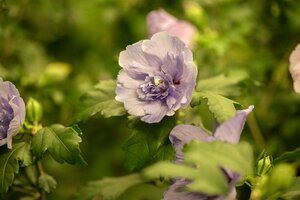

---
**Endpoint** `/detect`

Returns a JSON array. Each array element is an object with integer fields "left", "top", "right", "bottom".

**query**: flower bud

[
  {"left": 257, "top": 156, "right": 272, "bottom": 175},
  {"left": 183, "top": 1, "right": 206, "bottom": 27},
  {"left": 26, "top": 98, "right": 43, "bottom": 123}
]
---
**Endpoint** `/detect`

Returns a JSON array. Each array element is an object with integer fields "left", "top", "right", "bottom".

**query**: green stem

[
  {"left": 259, "top": 56, "right": 289, "bottom": 117},
  {"left": 247, "top": 112, "right": 265, "bottom": 148},
  {"left": 13, "top": 186, "right": 38, "bottom": 196},
  {"left": 36, "top": 161, "right": 46, "bottom": 200}
]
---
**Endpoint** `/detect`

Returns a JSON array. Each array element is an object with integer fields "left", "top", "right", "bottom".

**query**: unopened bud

[
  {"left": 26, "top": 98, "right": 43, "bottom": 123},
  {"left": 257, "top": 156, "right": 272, "bottom": 175}
]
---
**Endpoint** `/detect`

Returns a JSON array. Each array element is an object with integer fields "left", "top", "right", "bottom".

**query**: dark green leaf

[
  {"left": 31, "top": 124, "right": 86, "bottom": 165},
  {"left": 74, "top": 80, "right": 126, "bottom": 122},
  {"left": 0, "top": 142, "right": 33, "bottom": 194},
  {"left": 191, "top": 91, "right": 238, "bottom": 123},
  {"left": 123, "top": 117, "right": 176, "bottom": 171},
  {"left": 152, "top": 144, "right": 175, "bottom": 163},
  {"left": 273, "top": 148, "right": 300, "bottom": 164},
  {"left": 75, "top": 174, "right": 144, "bottom": 200}
]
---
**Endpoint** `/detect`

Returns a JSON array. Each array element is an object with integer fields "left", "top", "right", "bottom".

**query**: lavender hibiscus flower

[
  {"left": 147, "top": 9, "right": 197, "bottom": 49},
  {"left": 289, "top": 43, "right": 300, "bottom": 93},
  {"left": 0, "top": 78, "right": 25, "bottom": 149},
  {"left": 115, "top": 32, "right": 197, "bottom": 123},
  {"left": 164, "top": 105, "right": 254, "bottom": 200}
]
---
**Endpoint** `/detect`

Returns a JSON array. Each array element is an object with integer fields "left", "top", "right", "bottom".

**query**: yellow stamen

[{"left": 154, "top": 77, "right": 163, "bottom": 86}]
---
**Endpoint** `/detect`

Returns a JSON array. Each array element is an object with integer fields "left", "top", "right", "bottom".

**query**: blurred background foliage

[{"left": 1, "top": 0, "right": 300, "bottom": 199}]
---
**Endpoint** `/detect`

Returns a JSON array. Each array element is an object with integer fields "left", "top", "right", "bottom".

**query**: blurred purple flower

[
  {"left": 0, "top": 78, "right": 25, "bottom": 149},
  {"left": 147, "top": 9, "right": 197, "bottom": 49},
  {"left": 289, "top": 43, "right": 300, "bottom": 93},
  {"left": 116, "top": 32, "right": 197, "bottom": 123},
  {"left": 164, "top": 105, "right": 254, "bottom": 200}
]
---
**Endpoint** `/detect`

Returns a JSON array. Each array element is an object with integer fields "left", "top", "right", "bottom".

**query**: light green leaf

[
  {"left": 252, "top": 163, "right": 296, "bottom": 199},
  {"left": 38, "top": 173, "right": 57, "bottom": 193},
  {"left": 281, "top": 177, "right": 300, "bottom": 199},
  {"left": 143, "top": 161, "right": 200, "bottom": 180},
  {"left": 197, "top": 72, "right": 247, "bottom": 96},
  {"left": 123, "top": 117, "right": 175, "bottom": 171},
  {"left": 31, "top": 124, "right": 86, "bottom": 165},
  {"left": 117, "top": 183, "right": 167, "bottom": 200},
  {"left": 0, "top": 142, "right": 33, "bottom": 194},
  {"left": 75, "top": 174, "right": 144, "bottom": 200},
  {"left": 143, "top": 161, "right": 228, "bottom": 195},
  {"left": 191, "top": 91, "right": 238, "bottom": 122},
  {"left": 143, "top": 141, "right": 253, "bottom": 196},
  {"left": 74, "top": 80, "right": 126, "bottom": 122},
  {"left": 184, "top": 141, "right": 253, "bottom": 176}
]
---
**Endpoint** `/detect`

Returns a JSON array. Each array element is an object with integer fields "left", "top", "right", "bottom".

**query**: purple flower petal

[
  {"left": 169, "top": 125, "right": 214, "bottom": 163},
  {"left": 147, "top": 9, "right": 177, "bottom": 38},
  {"left": 116, "top": 32, "right": 197, "bottom": 123},
  {"left": 166, "top": 106, "right": 253, "bottom": 199},
  {"left": 163, "top": 179, "right": 209, "bottom": 200},
  {"left": 213, "top": 105, "right": 254, "bottom": 144},
  {"left": 0, "top": 78, "right": 25, "bottom": 149},
  {"left": 147, "top": 9, "right": 197, "bottom": 49}
]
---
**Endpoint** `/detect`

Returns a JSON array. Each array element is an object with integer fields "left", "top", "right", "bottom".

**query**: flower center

[
  {"left": 0, "top": 99, "right": 14, "bottom": 139},
  {"left": 137, "top": 75, "right": 171, "bottom": 101}
]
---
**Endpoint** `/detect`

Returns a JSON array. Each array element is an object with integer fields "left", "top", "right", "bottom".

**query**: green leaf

[
  {"left": 123, "top": 117, "right": 176, "bottom": 171},
  {"left": 74, "top": 80, "right": 126, "bottom": 122},
  {"left": 117, "top": 183, "right": 167, "bottom": 200},
  {"left": 143, "top": 161, "right": 228, "bottom": 195},
  {"left": 152, "top": 144, "right": 175, "bottom": 163},
  {"left": 273, "top": 147, "right": 300, "bottom": 164},
  {"left": 191, "top": 91, "right": 238, "bottom": 122},
  {"left": 143, "top": 141, "right": 253, "bottom": 196},
  {"left": 197, "top": 72, "right": 247, "bottom": 96},
  {"left": 184, "top": 141, "right": 253, "bottom": 176},
  {"left": 74, "top": 174, "right": 144, "bottom": 200},
  {"left": 31, "top": 124, "right": 86, "bottom": 165},
  {"left": 0, "top": 142, "right": 33, "bottom": 194},
  {"left": 38, "top": 173, "right": 57, "bottom": 193},
  {"left": 281, "top": 177, "right": 300, "bottom": 199},
  {"left": 252, "top": 163, "right": 296, "bottom": 199}
]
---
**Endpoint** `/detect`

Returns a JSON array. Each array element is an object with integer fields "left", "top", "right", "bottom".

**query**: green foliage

[
  {"left": 26, "top": 98, "right": 43, "bottom": 124},
  {"left": 0, "top": 142, "right": 32, "bottom": 194},
  {"left": 281, "top": 177, "right": 300, "bottom": 200},
  {"left": 273, "top": 147, "right": 300, "bottom": 164},
  {"left": 191, "top": 91, "right": 238, "bottom": 122},
  {"left": 74, "top": 80, "right": 126, "bottom": 122},
  {"left": 31, "top": 124, "right": 86, "bottom": 165},
  {"left": 251, "top": 163, "right": 296, "bottom": 199},
  {"left": 123, "top": 117, "right": 176, "bottom": 171},
  {"left": 196, "top": 72, "right": 248, "bottom": 96},
  {"left": 2, "top": 0, "right": 300, "bottom": 199},
  {"left": 117, "top": 183, "right": 167, "bottom": 200},
  {"left": 143, "top": 141, "right": 253, "bottom": 195},
  {"left": 38, "top": 173, "right": 57, "bottom": 193},
  {"left": 75, "top": 174, "right": 144, "bottom": 200}
]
